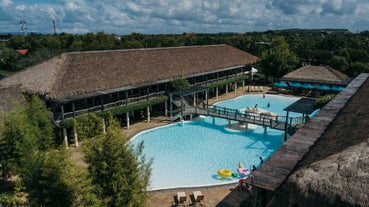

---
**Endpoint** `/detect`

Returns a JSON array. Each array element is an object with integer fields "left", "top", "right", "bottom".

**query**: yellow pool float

[{"left": 217, "top": 169, "right": 232, "bottom": 178}]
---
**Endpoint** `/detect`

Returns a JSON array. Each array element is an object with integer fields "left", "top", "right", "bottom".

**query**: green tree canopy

[
  {"left": 22, "top": 148, "right": 76, "bottom": 207},
  {"left": 260, "top": 36, "right": 299, "bottom": 80},
  {"left": 83, "top": 119, "right": 152, "bottom": 207},
  {"left": 0, "top": 95, "right": 83, "bottom": 206},
  {"left": 170, "top": 76, "right": 190, "bottom": 92}
]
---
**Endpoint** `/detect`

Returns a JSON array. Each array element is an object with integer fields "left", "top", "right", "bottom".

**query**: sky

[{"left": 1, "top": 0, "right": 369, "bottom": 35}]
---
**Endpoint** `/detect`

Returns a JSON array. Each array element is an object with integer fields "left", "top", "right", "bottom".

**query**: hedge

[{"left": 59, "top": 96, "right": 168, "bottom": 128}]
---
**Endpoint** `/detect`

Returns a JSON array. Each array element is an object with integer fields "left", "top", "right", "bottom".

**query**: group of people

[{"left": 255, "top": 93, "right": 271, "bottom": 108}]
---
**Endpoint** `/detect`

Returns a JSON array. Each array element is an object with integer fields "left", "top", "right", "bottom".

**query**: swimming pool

[{"left": 130, "top": 94, "right": 301, "bottom": 190}]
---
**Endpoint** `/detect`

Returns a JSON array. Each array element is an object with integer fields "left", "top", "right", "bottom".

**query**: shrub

[{"left": 314, "top": 94, "right": 336, "bottom": 109}]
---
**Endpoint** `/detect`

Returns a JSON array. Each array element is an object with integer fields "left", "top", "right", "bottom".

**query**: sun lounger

[
  {"left": 173, "top": 191, "right": 187, "bottom": 206},
  {"left": 191, "top": 191, "right": 204, "bottom": 206}
]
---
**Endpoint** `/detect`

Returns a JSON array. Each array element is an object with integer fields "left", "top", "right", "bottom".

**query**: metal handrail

[{"left": 183, "top": 105, "right": 303, "bottom": 131}]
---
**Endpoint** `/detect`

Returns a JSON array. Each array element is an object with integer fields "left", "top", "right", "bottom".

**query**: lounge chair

[
  {"left": 173, "top": 192, "right": 187, "bottom": 207},
  {"left": 191, "top": 191, "right": 204, "bottom": 206}
]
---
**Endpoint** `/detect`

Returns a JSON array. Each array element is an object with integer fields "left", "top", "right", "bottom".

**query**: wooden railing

[
  {"left": 181, "top": 105, "right": 303, "bottom": 131},
  {"left": 60, "top": 91, "right": 166, "bottom": 120}
]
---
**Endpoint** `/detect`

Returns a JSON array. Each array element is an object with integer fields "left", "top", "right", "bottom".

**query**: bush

[
  {"left": 314, "top": 94, "right": 336, "bottom": 109},
  {"left": 170, "top": 76, "right": 190, "bottom": 91},
  {"left": 0, "top": 193, "right": 25, "bottom": 207}
]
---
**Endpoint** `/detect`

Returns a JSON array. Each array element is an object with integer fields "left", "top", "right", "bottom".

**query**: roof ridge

[
  {"left": 325, "top": 66, "right": 348, "bottom": 81},
  {"left": 66, "top": 44, "right": 229, "bottom": 55}
]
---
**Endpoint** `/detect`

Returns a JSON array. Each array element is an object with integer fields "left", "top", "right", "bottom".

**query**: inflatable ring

[
  {"left": 237, "top": 168, "right": 250, "bottom": 177},
  {"left": 218, "top": 169, "right": 232, "bottom": 178}
]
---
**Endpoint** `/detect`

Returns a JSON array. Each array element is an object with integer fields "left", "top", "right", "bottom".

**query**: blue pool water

[{"left": 130, "top": 94, "right": 301, "bottom": 190}]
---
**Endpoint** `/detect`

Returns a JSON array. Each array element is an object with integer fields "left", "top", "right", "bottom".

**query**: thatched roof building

[
  {"left": 286, "top": 74, "right": 369, "bottom": 207},
  {"left": 0, "top": 85, "right": 24, "bottom": 114},
  {"left": 0, "top": 44, "right": 258, "bottom": 101},
  {"left": 280, "top": 65, "right": 350, "bottom": 85},
  {"left": 246, "top": 73, "right": 369, "bottom": 207}
]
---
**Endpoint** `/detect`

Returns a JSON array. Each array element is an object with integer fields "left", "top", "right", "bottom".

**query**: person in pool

[{"left": 260, "top": 156, "right": 264, "bottom": 164}]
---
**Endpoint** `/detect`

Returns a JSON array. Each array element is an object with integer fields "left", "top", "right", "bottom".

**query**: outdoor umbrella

[
  {"left": 331, "top": 86, "right": 344, "bottom": 91},
  {"left": 274, "top": 82, "right": 288, "bottom": 87},
  {"left": 316, "top": 85, "right": 330, "bottom": 91},
  {"left": 302, "top": 83, "right": 315, "bottom": 89},
  {"left": 290, "top": 82, "right": 303, "bottom": 88}
]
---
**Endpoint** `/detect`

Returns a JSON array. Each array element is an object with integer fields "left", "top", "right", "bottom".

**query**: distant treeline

[{"left": 1, "top": 29, "right": 369, "bottom": 78}]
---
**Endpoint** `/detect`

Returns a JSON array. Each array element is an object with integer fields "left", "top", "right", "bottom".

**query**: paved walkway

[
  {"left": 147, "top": 185, "right": 250, "bottom": 207},
  {"left": 124, "top": 86, "right": 271, "bottom": 207}
]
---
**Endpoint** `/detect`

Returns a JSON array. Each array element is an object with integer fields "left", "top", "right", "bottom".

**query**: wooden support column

[
  {"left": 235, "top": 81, "right": 237, "bottom": 93},
  {"left": 205, "top": 89, "right": 209, "bottom": 110},
  {"left": 226, "top": 84, "right": 229, "bottom": 96},
  {"left": 63, "top": 128, "right": 68, "bottom": 150},
  {"left": 73, "top": 124, "right": 79, "bottom": 147},
  {"left": 180, "top": 96, "right": 184, "bottom": 124},
  {"left": 147, "top": 106, "right": 151, "bottom": 123},
  {"left": 169, "top": 93, "right": 173, "bottom": 118},
  {"left": 102, "top": 118, "right": 106, "bottom": 134},
  {"left": 146, "top": 88, "right": 150, "bottom": 124},
  {"left": 284, "top": 111, "right": 289, "bottom": 141},
  {"left": 61, "top": 104, "right": 69, "bottom": 149},
  {"left": 126, "top": 112, "right": 130, "bottom": 130},
  {"left": 242, "top": 79, "right": 245, "bottom": 90},
  {"left": 71, "top": 103, "right": 79, "bottom": 147},
  {"left": 125, "top": 91, "right": 129, "bottom": 106},
  {"left": 164, "top": 101, "right": 168, "bottom": 117},
  {"left": 216, "top": 87, "right": 219, "bottom": 100},
  {"left": 72, "top": 102, "right": 76, "bottom": 117},
  {"left": 61, "top": 104, "right": 65, "bottom": 120}
]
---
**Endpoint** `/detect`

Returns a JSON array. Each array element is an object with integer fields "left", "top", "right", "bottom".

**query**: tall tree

[
  {"left": 0, "top": 100, "right": 39, "bottom": 175},
  {"left": 0, "top": 95, "right": 84, "bottom": 206},
  {"left": 83, "top": 118, "right": 152, "bottom": 207},
  {"left": 260, "top": 36, "right": 299, "bottom": 80},
  {"left": 22, "top": 148, "right": 75, "bottom": 207}
]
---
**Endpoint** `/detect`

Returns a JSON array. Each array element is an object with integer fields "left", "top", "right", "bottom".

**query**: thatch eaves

[
  {"left": 287, "top": 74, "right": 369, "bottom": 207},
  {"left": 281, "top": 65, "right": 349, "bottom": 85},
  {"left": 0, "top": 45, "right": 258, "bottom": 101},
  {"left": 0, "top": 85, "right": 25, "bottom": 114}
]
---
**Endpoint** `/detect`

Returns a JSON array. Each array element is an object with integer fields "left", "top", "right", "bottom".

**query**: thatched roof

[
  {"left": 0, "top": 85, "right": 24, "bottom": 114},
  {"left": 287, "top": 73, "right": 369, "bottom": 206},
  {"left": 246, "top": 73, "right": 369, "bottom": 206},
  {"left": 0, "top": 45, "right": 258, "bottom": 101},
  {"left": 281, "top": 65, "right": 349, "bottom": 85}
]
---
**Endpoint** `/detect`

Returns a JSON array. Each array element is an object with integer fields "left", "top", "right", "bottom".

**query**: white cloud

[
  {"left": 1, "top": 0, "right": 369, "bottom": 34},
  {"left": 65, "top": 2, "right": 79, "bottom": 11},
  {"left": 0, "top": 0, "right": 12, "bottom": 7},
  {"left": 15, "top": 4, "right": 26, "bottom": 11}
]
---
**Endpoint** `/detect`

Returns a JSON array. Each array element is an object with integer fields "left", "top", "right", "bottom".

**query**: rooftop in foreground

[{"left": 247, "top": 74, "right": 366, "bottom": 191}]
